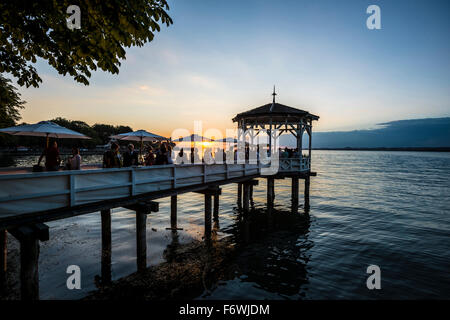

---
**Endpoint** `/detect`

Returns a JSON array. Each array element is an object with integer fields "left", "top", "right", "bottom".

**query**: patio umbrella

[
  {"left": 0, "top": 121, "right": 91, "bottom": 147},
  {"left": 110, "top": 129, "right": 168, "bottom": 156},
  {"left": 173, "top": 134, "right": 215, "bottom": 159},
  {"left": 218, "top": 137, "right": 238, "bottom": 143},
  {"left": 172, "top": 134, "right": 214, "bottom": 143}
]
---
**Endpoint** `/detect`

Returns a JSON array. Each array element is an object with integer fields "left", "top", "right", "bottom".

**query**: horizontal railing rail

[{"left": 0, "top": 158, "right": 311, "bottom": 219}]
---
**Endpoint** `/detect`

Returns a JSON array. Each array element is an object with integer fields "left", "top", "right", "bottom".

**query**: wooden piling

[
  {"left": 243, "top": 183, "right": 250, "bottom": 212},
  {"left": 0, "top": 229, "right": 6, "bottom": 293},
  {"left": 10, "top": 224, "right": 49, "bottom": 300},
  {"left": 305, "top": 175, "right": 310, "bottom": 210},
  {"left": 136, "top": 211, "right": 147, "bottom": 272},
  {"left": 20, "top": 235, "right": 39, "bottom": 300},
  {"left": 204, "top": 194, "right": 212, "bottom": 243},
  {"left": 100, "top": 209, "right": 111, "bottom": 284},
  {"left": 213, "top": 193, "right": 219, "bottom": 221},
  {"left": 250, "top": 185, "right": 254, "bottom": 208},
  {"left": 267, "top": 177, "right": 275, "bottom": 209},
  {"left": 171, "top": 195, "right": 177, "bottom": 229},
  {"left": 292, "top": 177, "right": 299, "bottom": 213},
  {"left": 237, "top": 183, "right": 243, "bottom": 208},
  {"left": 125, "top": 201, "right": 158, "bottom": 273}
]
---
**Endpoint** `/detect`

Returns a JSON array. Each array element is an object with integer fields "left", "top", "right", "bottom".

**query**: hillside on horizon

[{"left": 280, "top": 117, "right": 450, "bottom": 148}]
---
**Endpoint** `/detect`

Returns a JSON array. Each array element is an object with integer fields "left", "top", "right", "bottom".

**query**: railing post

[
  {"left": 225, "top": 163, "right": 229, "bottom": 179},
  {"left": 69, "top": 174, "right": 75, "bottom": 206},
  {"left": 173, "top": 166, "right": 177, "bottom": 188},
  {"left": 203, "top": 164, "right": 207, "bottom": 183},
  {"left": 130, "top": 168, "right": 135, "bottom": 196}
]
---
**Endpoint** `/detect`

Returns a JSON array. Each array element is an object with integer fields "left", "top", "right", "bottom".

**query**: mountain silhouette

[{"left": 279, "top": 117, "right": 450, "bottom": 148}]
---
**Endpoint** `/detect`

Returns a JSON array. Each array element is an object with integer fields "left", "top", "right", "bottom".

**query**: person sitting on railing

[
  {"left": 38, "top": 140, "right": 61, "bottom": 171},
  {"left": 65, "top": 147, "right": 81, "bottom": 170},
  {"left": 103, "top": 142, "right": 122, "bottom": 168}
]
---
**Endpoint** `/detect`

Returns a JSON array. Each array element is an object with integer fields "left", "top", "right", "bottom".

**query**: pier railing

[
  {"left": 279, "top": 156, "right": 310, "bottom": 172},
  {"left": 0, "top": 158, "right": 311, "bottom": 220}
]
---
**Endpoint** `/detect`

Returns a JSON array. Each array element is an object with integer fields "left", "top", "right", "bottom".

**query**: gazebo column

[
  {"left": 298, "top": 121, "right": 303, "bottom": 162},
  {"left": 268, "top": 119, "right": 272, "bottom": 157},
  {"left": 308, "top": 121, "right": 312, "bottom": 160}
]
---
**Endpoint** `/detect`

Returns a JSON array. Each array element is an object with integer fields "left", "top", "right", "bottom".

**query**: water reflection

[
  {"left": 201, "top": 207, "right": 312, "bottom": 299},
  {"left": 164, "top": 231, "right": 181, "bottom": 263},
  {"left": 2, "top": 151, "right": 449, "bottom": 299}
]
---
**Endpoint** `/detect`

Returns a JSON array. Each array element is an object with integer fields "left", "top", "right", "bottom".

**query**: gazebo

[{"left": 232, "top": 88, "right": 319, "bottom": 211}]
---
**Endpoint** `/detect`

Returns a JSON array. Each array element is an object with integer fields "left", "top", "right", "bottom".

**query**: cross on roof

[{"left": 270, "top": 85, "right": 277, "bottom": 111}]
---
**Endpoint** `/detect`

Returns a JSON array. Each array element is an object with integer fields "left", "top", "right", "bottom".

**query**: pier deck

[
  {"left": 0, "top": 158, "right": 311, "bottom": 229},
  {"left": 0, "top": 158, "right": 314, "bottom": 299}
]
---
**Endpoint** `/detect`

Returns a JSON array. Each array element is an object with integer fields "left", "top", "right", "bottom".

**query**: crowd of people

[
  {"left": 279, "top": 147, "right": 301, "bottom": 158},
  {"left": 102, "top": 141, "right": 175, "bottom": 168},
  {"left": 36, "top": 140, "right": 302, "bottom": 171},
  {"left": 36, "top": 140, "right": 176, "bottom": 171}
]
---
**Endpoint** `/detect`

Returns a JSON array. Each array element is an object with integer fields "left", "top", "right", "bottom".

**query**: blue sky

[{"left": 18, "top": 0, "right": 450, "bottom": 136}]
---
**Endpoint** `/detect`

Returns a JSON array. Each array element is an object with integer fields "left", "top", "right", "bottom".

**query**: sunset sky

[{"left": 15, "top": 0, "right": 450, "bottom": 137}]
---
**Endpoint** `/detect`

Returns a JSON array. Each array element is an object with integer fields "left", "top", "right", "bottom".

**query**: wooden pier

[{"left": 0, "top": 94, "right": 319, "bottom": 300}]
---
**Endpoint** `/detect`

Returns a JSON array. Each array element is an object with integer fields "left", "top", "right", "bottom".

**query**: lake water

[{"left": 3, "top": 150, "right": 450, "bottom": 299}]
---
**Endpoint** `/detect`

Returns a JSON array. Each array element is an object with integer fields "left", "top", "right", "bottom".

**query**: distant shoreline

[
  {"left": 1, "top": 147, "right": 450, "bottom": 157},
  {"left": 313, "top": 147, "right": 450, "bottom": 152}
]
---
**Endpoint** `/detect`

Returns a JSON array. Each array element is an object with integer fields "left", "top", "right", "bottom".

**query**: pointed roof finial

[{"left": 270, "top": 85, "right": 277, "bottom": 112}]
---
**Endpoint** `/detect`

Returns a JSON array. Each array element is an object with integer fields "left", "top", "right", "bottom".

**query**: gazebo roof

[{"left": 232, "top": 102, "right": 319, "bottom": 123}]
